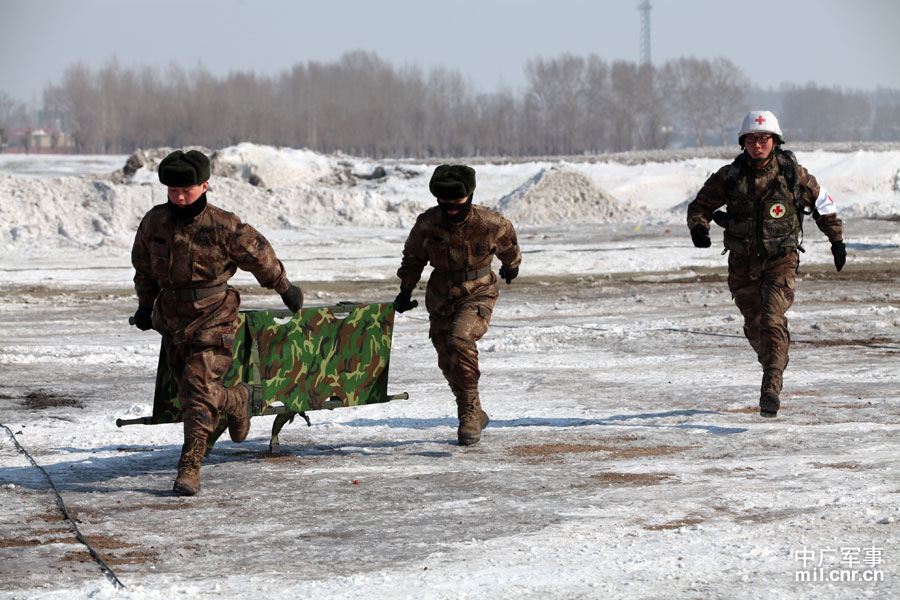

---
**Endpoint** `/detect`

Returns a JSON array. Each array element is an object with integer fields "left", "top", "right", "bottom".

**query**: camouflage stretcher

[{"left": 117, "top": 302, "right": 407, "bottom": 453}]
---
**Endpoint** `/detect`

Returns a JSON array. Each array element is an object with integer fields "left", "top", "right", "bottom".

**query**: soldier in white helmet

[{"left": 686, "top": 110, "right": 846, "bottom": 418}]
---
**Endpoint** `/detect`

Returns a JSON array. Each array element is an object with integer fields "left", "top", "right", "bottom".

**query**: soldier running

[
  {"left": 394, "top": 164, "right": 522, "bottom": 445},
  {"left": 687, "top": 111, "right": 846, "bottom": 418},
  {"left": 131, "top": 150, "right": 304, "bottom": 495}
]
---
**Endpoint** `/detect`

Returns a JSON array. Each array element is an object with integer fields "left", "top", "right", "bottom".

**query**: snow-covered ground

[{"left": 0, "top": 145, "right": 898, "bottom": 599}]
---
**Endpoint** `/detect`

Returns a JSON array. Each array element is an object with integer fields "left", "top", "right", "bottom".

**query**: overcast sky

[{"left": 2, "top": 0, "right": 899, "bottom": 105}]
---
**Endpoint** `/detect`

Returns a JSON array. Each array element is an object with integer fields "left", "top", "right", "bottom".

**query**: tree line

[{"left": 2, "top": 51, "right": 899, "bottom": 157}]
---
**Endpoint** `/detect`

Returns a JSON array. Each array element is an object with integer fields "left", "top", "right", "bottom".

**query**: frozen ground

[{"left": 0, "top": 148, "right": 898, "bottom": 599}]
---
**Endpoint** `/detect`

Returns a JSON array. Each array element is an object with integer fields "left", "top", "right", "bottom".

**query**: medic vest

[{"left": 722, "top": 148, "right": 805, "bottom": 257}]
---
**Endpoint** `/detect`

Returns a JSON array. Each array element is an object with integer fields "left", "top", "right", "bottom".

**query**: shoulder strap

[
  {"left": 775, "top": 147, "right": 808, "bottom": 252},
  {"left": 777, "top": 148, "right": 812, "bottom": 213},
  {"left": 725, "top": 153, "right": 745, "bottom": 195}
]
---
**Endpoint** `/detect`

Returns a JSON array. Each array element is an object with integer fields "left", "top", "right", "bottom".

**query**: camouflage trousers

[
  {"left": 429, "top": 298, "right": 495, "bottom": 401},
  {"left": 728, "top": 252, "right": 798, "bottom": 383},
  {"left": 163, "top": 321, "right": 244, "bottom": 446}
]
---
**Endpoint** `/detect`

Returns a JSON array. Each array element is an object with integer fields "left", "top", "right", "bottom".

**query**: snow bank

[
  {"left": 0, "top": 173, "right": 156, "bottom": 248},
  {"left": 1, "top": 143, "right": 899, "bottom": 250}
]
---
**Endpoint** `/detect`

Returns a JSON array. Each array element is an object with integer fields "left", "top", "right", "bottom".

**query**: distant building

[{"left": 1, "top": 128, "right": 76, "bottom": 154}]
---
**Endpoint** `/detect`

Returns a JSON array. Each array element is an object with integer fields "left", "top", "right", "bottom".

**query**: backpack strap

[
  {"left": 775, "top": 147, "right": 808, "bottom": 253},
  {"left": 775, "top": 149, "right": 808, "bottom": 210},
  {"left": 724, "top": 153, "right": 744, "bottom": 195}
]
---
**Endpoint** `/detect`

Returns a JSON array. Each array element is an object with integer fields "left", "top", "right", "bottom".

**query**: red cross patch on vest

[{"left": 769, "top": 203, "right": 786, "bottom": 218}]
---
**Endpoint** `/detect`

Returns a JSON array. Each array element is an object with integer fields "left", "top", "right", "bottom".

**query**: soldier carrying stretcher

[{"left": 131, "top": 149, "right": 304, "bottom": 496}]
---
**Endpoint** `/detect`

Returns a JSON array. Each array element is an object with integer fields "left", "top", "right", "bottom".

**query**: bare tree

[
  {"left": 473, "top": 89, "right": 520, "bottom": 157},
  {"left": 525, "top": 54, "right": 585, "bottom": 155},
  {"left": 872, "top": 88, "right": 900, "bottom": 141},
  {"left": 782, "top": 83, "right": 872, "bottom": 142},
  {"left": 0, "top": 91, "right": 26, "bottom": 150},
  {"left": 581, "top": 55, "right": 610, "bottom": 153},
  {"left": 707, "top": 58, "right": 749, "bottom": 145},
  {"left": 662, "top": 57, "right": 714, "bottom": 146},
  {"left": 58, "top": 62, "right": 101, "bottom": 152},
  {"left": 423, "top": 67, "right": 474, "bottom": 157},
  {"left": 608, "top": 61, "right": 640, "bottom": 152}
]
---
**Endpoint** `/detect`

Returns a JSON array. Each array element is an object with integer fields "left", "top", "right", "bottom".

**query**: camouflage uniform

[
  {"left": 687, "top": 151, "right": 843, "bottom": 405},
  {"left": 397, "top": 204, "right": 521, "bottom": 442},
  {"left": 132, "top": 197, "right": 292, "bottom": 491}
]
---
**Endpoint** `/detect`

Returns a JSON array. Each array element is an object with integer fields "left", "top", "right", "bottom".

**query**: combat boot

[
  {"left": 759, "top": 368, "right": 783, "bottom": 418},
  {"left": 173, "top": 438, "right": 206, "bottom": 496},
  {"left": 457, "top": 394, "right": 490, "bottom": 446},
  {"left": 759, "top": 392, "right": 780, "bottom": 418},
  {"left": 223, "top": 382, "right": 252, "bottom": 443}
]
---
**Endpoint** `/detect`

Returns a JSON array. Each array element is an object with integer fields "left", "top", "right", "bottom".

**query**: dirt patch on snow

[
  {"left": 55, "top": 534, "right": 161, "bottom": 566},
  {"left": 811, "top": 462, "right": 860, "bottom": 470},
  {"left": 736, "top": 508, "right": 809, "bottom": 523},
  {"left": 30, "top": 508, "right": 100, "bottom": 524},
  {"left": 508, "top": 440, "right": 693, "bottom": 464},
  {"left": 799, "top": 336, "right": 899, "bottom": 348},
  {"left": 120, "top": 503, "right": 192, "bottom": 512},
  {"left": 23, "top": 389, "right": 84, "bottom": 410},
  {"left": 643, "top": 516, "right": 705, "bottom": 530},
  {"left": 720, "top": 406, "right": 758, "bottom": 414},
  {"left": 584, "top": 472, "right": 675, "bottom": 486},
  {"left": 508, "top": 442, "right": 617, "bottom": 457},
  {"left": 98, "top": 549, "right": 162, "bottom": 566},
  {"left": 610, "top": 446, "right": 693, "bottom": 459},
  {"left": 0, "top": 537, "right": 68, "bottom": 547},
  {"left": 77, "top": 534, "right": 134, "bottom": 551}
]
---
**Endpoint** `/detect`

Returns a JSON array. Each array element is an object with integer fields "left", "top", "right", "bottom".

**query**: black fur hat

[
  {"left": 158, "top": 150, "right": 210, "bottom": 186},
  {"left": 429, "top": 164, "right": 476, "bottom": 199}
]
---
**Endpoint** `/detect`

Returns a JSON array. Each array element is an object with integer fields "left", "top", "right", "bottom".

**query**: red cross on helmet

[{"left": 738, "top": 110, "right": 784, "bottom": 145}]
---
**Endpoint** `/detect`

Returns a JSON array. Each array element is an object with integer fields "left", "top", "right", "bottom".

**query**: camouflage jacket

[
  {"left": 131, "top": 198, "right": 290, "bottom": 344},
  {"left": 687, "top": 151, "right": 844, "bottom": 255},
  {"left": 397, "top": 204, "right": 522, "bottom": 317}
]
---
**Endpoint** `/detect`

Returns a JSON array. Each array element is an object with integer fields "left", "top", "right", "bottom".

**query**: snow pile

[
  {"left": 496, "top": 166, "right": 647, "bottom": 224},
  {"left": 0, "top": 173, "right": 156, "bottom": 248},
  {"left": 206, "top": 177, "right": 429, "bottom": 229},
  {"left": 841, "top": 198, "right": 900, "bottom": 220},
  {"left": 211, "top": 143, "right": 334, "bottom": 188}
]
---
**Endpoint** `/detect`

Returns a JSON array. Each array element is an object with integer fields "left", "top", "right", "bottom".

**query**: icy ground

[{"left": 0, "top": 149, "right": 899, "bottom": 599}]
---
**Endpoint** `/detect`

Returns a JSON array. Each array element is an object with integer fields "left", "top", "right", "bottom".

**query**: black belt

[
  {"left": 169, "top": 283, "right": 228, "bottom": 302},
  {"left": 442, "top": 266, "right": 492, "bottom": 283}
]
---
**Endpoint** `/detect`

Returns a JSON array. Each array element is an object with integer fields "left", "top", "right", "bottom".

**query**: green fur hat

[
  {"left": 158, "top": 150, "right": 210, "bottom": 186},
  {"left": 429, "top": 164, "right": 476, "bottom": 199}
]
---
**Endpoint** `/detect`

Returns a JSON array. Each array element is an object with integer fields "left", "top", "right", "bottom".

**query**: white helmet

[{"left": 738, "top": 110, "right": 784, "bottom": 144}]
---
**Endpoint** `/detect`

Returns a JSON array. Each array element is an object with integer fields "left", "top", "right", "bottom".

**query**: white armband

[{"left": 815, "top": 187, "right": 837, "bottom": 215}]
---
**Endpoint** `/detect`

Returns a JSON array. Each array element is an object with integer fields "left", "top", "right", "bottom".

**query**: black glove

[
  {"left": 131, "top": 306, "right": 153, "bottom": 331},
  {"left": 499, "top": 265, "right": 518, "bottom": 284},
  {"left": 690, "top": 224, "right": 711, "bottom": 248},
  {"left": 831, "top": 241, "right": 846, "bottom": 272},
  {"left": 280, "top": 283, "right": 304, "bottom": 312},
  {"left": 393, "top": 289, "right": 418, "bottom": 313}
]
